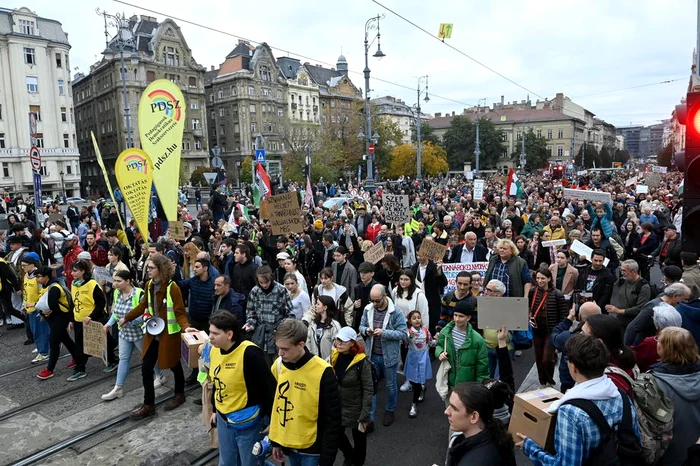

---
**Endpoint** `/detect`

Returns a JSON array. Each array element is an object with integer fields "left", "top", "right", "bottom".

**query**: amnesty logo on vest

[{"left": 269, "top": 356, "right": 330, "bottom": 449}]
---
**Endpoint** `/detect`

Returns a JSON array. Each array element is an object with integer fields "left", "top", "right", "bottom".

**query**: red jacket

[
  {"left": 632, "top": 336, "right": 659, "bottom": 373},
  {"left": 365, "top": 223, "right": 381, "bottom": 243},
  {"left": 62, "top": 244, "right": 83, "bottom": 289}
]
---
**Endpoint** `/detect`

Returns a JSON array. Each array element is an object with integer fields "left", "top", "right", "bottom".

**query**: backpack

[
  {"left": 228, "top": 290, "right": 246, "bottom": 320},
  {"left": 562, "top": 389, "right": 645, "bottom": 466},
  {"left": 363, "top": 357, "right": 379, "bottom": 394},
  {"left": 631, "top": 372, "right": 674, "bottom": 465},
  {"left": 511, "top": 326, "right": 533, "bottom": 350}
]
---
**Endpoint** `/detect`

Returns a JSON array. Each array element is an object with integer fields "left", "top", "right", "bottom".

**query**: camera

[{"left": 252, "top": 435, "right": 272, "bottom": 457}]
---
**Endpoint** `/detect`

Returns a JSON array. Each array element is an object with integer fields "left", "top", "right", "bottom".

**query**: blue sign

[
  {"left": 255, "top": 149, "right": 266, "bottom": 163},
  {"left": 33, "top": 172, "right": 42, "bottom": 209}
]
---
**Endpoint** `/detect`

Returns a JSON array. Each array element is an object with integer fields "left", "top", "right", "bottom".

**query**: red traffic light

[{"left": 685, "top": 92, "right": 700, "bottom": 150}]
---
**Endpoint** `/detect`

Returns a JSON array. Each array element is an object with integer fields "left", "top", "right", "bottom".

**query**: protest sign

[
  {"left": 48, "top": 213, "right": 64, "bottom": 223},
  {"left": 363, "top": 242, "right": 385, "bottom": 264},
  {"left": 382, "top": 194, "right": 411, "bottom": 224},
  {"left": 636, "top": 185, "right": 649, "bottom": 194},
  {"left": 170, "top": 221, "right": 186, "bottom": 241},
  {"left": 418, "top": 240, "right": 448, "bottom": 262},
  {"left": 569, "top": 239, "right": 610, "bottom": 266},
  {"left": 625, "top": 177, "right": 638, "bottom": 187},
  {"left": 541, "top": 239, "right": 567, "bottom": 248},
  {"left": 83, "top": 320, "right": 107, "bottom": 365},
  {"left": 645, "top": 173, "right": 662, "bottom": 188},
  {"left": 442, "top": 262, "right": 488, "bottom": 292},
  {"left": 267, "top": 192, "right": 303, "bottom": 235},
  {"left": 138, "top": 80, "right": 186, "bottom": 222},
  {"left": 93, "top": 266, "right": 112, "bottom": 284},
  {"left": 115, "top": 148, "right": 154, "bottom": 239},
  {"left": 652, "top": 166, "right": 667, "bottom": 173},
  {"left": 473, "top": 180, "right": 484, "bottom": 201},
  {"left": 562, "top": 188, "right": 612, "bottom": 205},
  {"left": 477, "top": 297, "right": 529, "bottom": 331},
  {"left": 466, "top": 171, "right": 474, "bottom": 180}
]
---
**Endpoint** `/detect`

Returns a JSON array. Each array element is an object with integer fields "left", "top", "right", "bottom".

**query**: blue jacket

[
  {"left": 177, "top": 274, "right": 215, "bottom": 321},
  {"left": 678, "top": 299, "right": 700, "bottom": 346},
  {"left": 587, "top": 202, "right": 613, "bottom": 239},
  {"left": 359, "top": 299, "right": 407, "bottom": 367},
  {"left": 551, "top": 317, "right": 583, "bottom": 393}
]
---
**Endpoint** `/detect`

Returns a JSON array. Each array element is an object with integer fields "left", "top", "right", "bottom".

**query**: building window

[
  {"left": 192, "top": 118, "right": 201, "bottom": 130},
  {"left": 60, "top": 107, "right": 67, "bottom": 122},
  {"left": 40, "top": 166, "right": 47, "bottom": 176},
  {"left": 190, "top": 101, "right": 199, "bottom": 110},
  {"left": 558, "top": 128, "right": 564, "bottom": 139},
  {"left": 248, "top": 86, "right": 255, "bottom": 96},
  {"left": 58, "top": 80, "right": 65, "bottom": 95},
  {"left": 330, "top": 101, "right": 336, "bottom": 108},
  {"left": 217, "top": 90, "right": 223, "bottom": 99},
  {"left": 35, "top": 133, "right": 44, "bottom": 148},
  {"left": 30, "top": 105, "right": 41, "bottom": 121},
  {"left": 63, "top": 133, "right": 69, "bottom": 148},
  {"left": 55, "top": 53, "right": 62, "bottom": 68},
  {"left": 278, "top": 108, "right": 284, "bottom": 117},
  {"left": 188, "top": 77, "right": 197, "bottom": 88},
  {"left": 536, "top": 129, "right": 542, "bottom": 138},
  {"left": 557, "top": 145, "right": 564, "bottom": 157},
  {"left": 231, "top": 86, "right": 237, "bottom": 96},
  {"left": 219, "top": 108, "right": 224, "bottom": 117},
  {"left": 194, "top": 140, "right": 201, "bottom": 150},
  {"left": 1, "top": 162, "right": 8, "bottom": 177},
  {"left": 262, "top": 88, "right": 270, "bottom": 96},
  {"left": 260, "top": 66, "right": 271, "bottom": 82},
  {"left": 19, "top": 19, "right": 35, "bottom": 35},
  {"left": 166, "top": 47, "right": 179, "bottom": 67},
  {"left": 209, "top": 93, "right": 213, "bottom": 103},
  {"left": 26, "top": 76, "right": 38, "bottom": 93},
  {"left": 146, "top": 71, "right": 155, "bottom": 83},
  {"left": 0, "top": 134, "right": 4, "bottom": 149},
  {"left": 24, "top": 48, "right": 36, "bottom": 64},
  {"left": 251, "top": 122, "right": 257, "bottom": 132},
  {"left": 210, "top": 110, "right": 215, "bottom": 119},
  {"left": 66, "top": 165, "right": 72, "bottom": 174},
  {"left": 547, "top": 129, "right": 553, "bottom": 140},
  {"left": 249, "top": 104, "right": 256, "bottom": 113}
]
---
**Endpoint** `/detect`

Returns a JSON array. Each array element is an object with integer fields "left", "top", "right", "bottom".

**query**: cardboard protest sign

[
  {"left": 268, "top": 192, "right": 303, "bottom": 235},
  {"left": 473, "top": 180, "right": 484, "bottom": 201},
  {"left": 418, "top": 240, "right": 447, "bottom": 262},
  {"left": 651, "top": 166, "right": 667, "bottom": 173},
  {"left": 645, "top": 173, "right": 662, "bottom": 188},
  {"left": 562, "top": 188, "right": 612, "bottom": 205},
  {"left": 442, "top": 262, "right": 488, "bottom": 292},
  {"left": 83, "top": 320, "right": 108, "bottom": 365},
  {"left": 477, "top": 296, "right": 529, "bottom": 331},
  {"left": 363, "top": 242, "right": 385, "bottom": 264},
  {"left": 382, "top": 194, "right": 411, "bottom": 225},
  {"left": 170, "top": 221, "right": 186, "bottom": 241},
  {"left": 625, "top": 177, "right": 638, "bottom": 187}
]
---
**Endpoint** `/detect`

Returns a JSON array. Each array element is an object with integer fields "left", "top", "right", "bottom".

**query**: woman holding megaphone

[
  {"left": 101, "top": 270, "right": 166, "bottom": 401},
  {"left": 120, "top": 254, "right": 198, "bottom": 419}
]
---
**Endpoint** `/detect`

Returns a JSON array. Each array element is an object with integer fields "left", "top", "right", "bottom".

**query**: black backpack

[{"left": 562, "top": 389, "right": 645, "bottom": 466}]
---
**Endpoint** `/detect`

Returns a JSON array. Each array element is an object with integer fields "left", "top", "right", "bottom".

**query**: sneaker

[
  {"left": 31, "top": 354, "right": 48, "bottom": 363},
  {"left": 32, "top": 348, "right": 38, "bottom": 354},
  {"left": 101, "top": 386, "right": 124, "bottom": 401},
  {"left": 103, "top": 363, "right": 118, "bottom": 373},
  {"left": 409, "top": 403, "right": 418, "bottom": 418},
  {"left": 37, "top": 369, "right": 54, "bottom": 380},
  {"left": 399, "top": 380, "right": 412, "bottom": 392},
  {"left": 515, "top": 350, "right": 523, "bottom": 357},
  {"left": 66, "top": 371, "right": 87, "bottom": 382},
  {"left": 0, "top": 320, "right": 4, "bottom": 326},
  {"left": 153, "top": 374, "right": 166, "bottom": 389},
  {"left": 418, "top": 384, "right": 425, "bottom": 402},
  {"left": 66, "top": 359, "right": 76, "bottom": 369},
  {"left": 193, "top": 398, "right": 203, "bottom": 406}
]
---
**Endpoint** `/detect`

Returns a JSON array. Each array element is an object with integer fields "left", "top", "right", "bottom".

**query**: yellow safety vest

[
  {"left": 38, "top": 283, "right": 71, "bottom": 313},
  {"left": 112, "top": 287, "right": 144, "bottom": 329},
  {"left": 269, "top": 355, "right": 329, "bottom": 449},
  {"left": 72, "top": 279, "right": 102, "bottom": 321},
  {"left": 23, "top": 273, "right": 40, "bottom": 313},
  {"left": 145, "top": 280, "right": 181, "bottom": 334},
  {"left": 209, "top": 340, "right": 257, "bottom": 414}
]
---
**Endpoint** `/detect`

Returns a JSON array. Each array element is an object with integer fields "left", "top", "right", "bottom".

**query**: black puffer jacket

[
  {"left": 330, "top": 349, "right": 373, "bottom": 428},
  {"left": 446, "top": 429, "right": 516, "bottom": 466},
  {"left": 528, "top": 286, "right": 568, "bottom": 333}
]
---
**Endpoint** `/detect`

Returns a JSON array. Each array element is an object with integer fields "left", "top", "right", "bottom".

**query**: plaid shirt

[
  {"left": 246, "top": 282, "right": 293, "bottom": 351},
  {"left": 492, "top": 261, "right": 511, "bottom": 296},
  {"left": 107, "top": 288, "right": 145, "bottom": 342},
  {"left": 523, "top": 393, "right": 640, "bottom": 466}
]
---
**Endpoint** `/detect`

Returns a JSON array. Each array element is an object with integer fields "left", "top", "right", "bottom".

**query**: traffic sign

[
  {"left": 368, "top": 143, "right": 375, "bottom": 154},
  {"left": 29, "top": 146, "right": 41, "bottom": 171},
  {"left": 255, "top": 149, "right": 266, "bottom": 163},
  {"left": 211, "top": 156, "right": 223, "bottom": 168},
  {"left": 33, "top": 172, "right": 42, "bottom": 208}
]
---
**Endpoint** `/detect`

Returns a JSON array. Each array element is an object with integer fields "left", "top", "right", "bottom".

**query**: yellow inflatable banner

[
  {"left": 90, "top": 131, "right": 126, "bottom": 232},
  {"left": 138, "top": 79, "right": 186, "bottom": 222},
  {"left": 115, "top": 148, "right": 154, "bottom": 240}
]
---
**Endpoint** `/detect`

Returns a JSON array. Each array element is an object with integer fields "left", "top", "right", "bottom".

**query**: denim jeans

[
  {"left": 369, "top": 353, "right": 398, "bottom": 421},
  {"left": 285, "top": 452, "right": 320, "bottom": 466},
  {"left": 216, "top": 412, "right": 265, "bottom": 466},
  {"left": 116, "top": 338, "right": 162, "bottom": 387},
  {"left": 29, "top": 312, "right": 49, "bottom": 355}
]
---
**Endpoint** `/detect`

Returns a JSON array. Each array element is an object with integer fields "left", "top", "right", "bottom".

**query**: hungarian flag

[
  {"left": 253, "top": 163, "right": 272, "bottom": 208},
  {"left": 507, "top": 169, "right": 525, "bottom": 197}
]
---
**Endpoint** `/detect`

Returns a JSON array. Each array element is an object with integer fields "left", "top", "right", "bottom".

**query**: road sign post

[{"left": 255, "top": 149, "right": 266, "bottom": 163}]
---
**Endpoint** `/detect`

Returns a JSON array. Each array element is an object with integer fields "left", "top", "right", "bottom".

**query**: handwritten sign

[
  {"left": 562, "top": 188, "right": 612, "bottom": 205},
  {"left": 93, "top": 266, "right": 113, "bottom": 284},
  {"left": 382, "top": 194, "right": 411, "bottom": 225},
  {"left": 363, "top": 242, "right": 385, "bottom": 264},
  {"left": 442, "top": 262, "right": 488, "bottom": 292},
  {"left": 268, "top": 192, "right": 302, "bottom": 235},
  {"left": 625, "top": 177, "right": 638, "bottom": 187},
  {"left": 473, "top": 180, "right": 484, "bottom": 201},
  {"left": 170, "top": 221, "right": 186, "bottom": 241},
  {"left": 83, "top": 320, "right": 107, "bottom": 365},
  {"left": 570, "top": 239, "right": 610, "bottom": 267},
  {"left": 418, "top": 239, "right": 448, "bottom": 262},
  {"left": 645, "top": 173, "right": 662, "bottom": 189}
]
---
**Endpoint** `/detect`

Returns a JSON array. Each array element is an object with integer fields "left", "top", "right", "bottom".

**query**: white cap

[
  {"left": 336, "top": 326, "right": 358, "bottom": 342},
  {"left": 276, "top": 252, "right": 290, "bottom": 261}
]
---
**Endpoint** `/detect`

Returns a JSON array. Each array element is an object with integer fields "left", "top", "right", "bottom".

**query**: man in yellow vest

[
  {"left": 21, "top": 253, "right": 49, "bottom": 363},
  {"left": 270, "top": 319, "right": 341, "bottom": 466}
]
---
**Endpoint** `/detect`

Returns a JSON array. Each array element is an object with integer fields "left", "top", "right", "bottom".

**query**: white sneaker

[
  {"left": 32, "top": 348, "right": 38, "bottom": 354},
  {"left": 153, "top": 373, "right": 166, "bottom": 389},
  {"left": 101, "top": 386, "right": 123, "bottom": 401},
  {"left": 409, "top": 403, "right": 418, "bottom": 418},
  {"left": 399, "top": 380, "right": 412, "bottom": 392},
  {"left": 31, "top": 354, "right": 47, "bottom": 363}
]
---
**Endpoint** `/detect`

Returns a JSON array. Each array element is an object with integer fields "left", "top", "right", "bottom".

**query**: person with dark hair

[
  {"left": 332, "top": 246, "right": 357, "bottom": 301},
  {"left": 30, "top": 228, "right": 53, "bottom": 266},
  {"left": 651, "top": 224, "right": 682, "bottom": 268},
  {"left": 548, "top": 250, "right": 578, "bottom": 298},
  {"left": 632, "top": 222, "right": 658, "bottom": 281},
  {"left": 229, "top": 243, "right": 257, "bottom": 301},
  {"left": 376, "top": 253, "right": 402, "bottom": 290},
  {"left": 304, "top": 295, "right": 342, "bottom": 360},
  {"left": 352, "top": 262, "right": 378, "bottom": 331},
  {"left": 575, "top": 248, "right": 615, "bottom": 308},
  {"left": 517, "top": 333, "right": 641, "bottom": 465},
  {"left": 444, "top": 381, "right": 516, "bottom": 466},
  {"left": 321, "top": 232, "right": 338, "bottom": 268},
  {"left": 529, "top": 267, "right": 568, "bottom": 388},
  {"left": 21, "top": 252, "right": 49, "bottom": 361},
  {"left": 582, "top": 314, "right": 638, "bottom": 397},
  {"left": 207, "top": 310, "right": 276, "bottom": 466},
  {"left": 439, "top": 272, "right": 477, "bottom": 334}
]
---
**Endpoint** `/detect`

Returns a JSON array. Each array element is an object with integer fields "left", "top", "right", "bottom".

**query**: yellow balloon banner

[
  {"left": 90, "top": 131, "right": 126, "bottom": 232},
  {"left": 138, "top": 79, "right": 186, "bottom": 222},
  {"left": 114, "top": 148, "right": 154, "bottom": 240}
]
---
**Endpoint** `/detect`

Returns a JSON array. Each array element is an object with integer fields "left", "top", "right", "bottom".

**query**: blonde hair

[
  {"left": 657, "top": 326, "right": 699, "bottom": 365},
  {"left": 361, "top": 240, "right": 374, "bottom": 252},
  {"left": 496, "top": 239, "right": 519, "bottom": 256},
  {"left": 183, "top": 242, "right": 201, "bottom": 278}
]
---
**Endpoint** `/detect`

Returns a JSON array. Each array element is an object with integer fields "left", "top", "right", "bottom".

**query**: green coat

[
  {"left": 330, "top": 349, "right": 374, "bottom": 428},
  {"left": 435, "top": 322, "right": 489, "bottom": 388}
]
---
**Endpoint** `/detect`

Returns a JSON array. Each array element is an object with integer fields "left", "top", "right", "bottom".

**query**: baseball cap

[
  {"left": 276, "top": 252, "right": 290, "bottom": 261},
  {"left": 77, "top": 251, "right": 92, "bottom": 260},
  {"left": 21, "top": 252, "right": 41, "bottom": 264},
  {"left": 336, "top": 327, "right": 358, "bottom": 342}
]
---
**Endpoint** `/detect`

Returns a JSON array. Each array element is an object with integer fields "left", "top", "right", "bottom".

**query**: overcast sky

[{"left": 7, "top": 0, "right": 696, "bottom": 127}]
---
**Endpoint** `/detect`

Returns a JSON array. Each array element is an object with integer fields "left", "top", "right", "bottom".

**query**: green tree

[
  {"left": 411, "top": 122, "right": 440, "bottom": 145},
  {"left": 373, "top": 117, "right": 404, "bottom": 176},
  {"left": 599, "top": 146, "right": 613, "bottom": 167},
  {"left": 613, "top": 149, "right": 630, "bottom": 164},
  {"left": 442, "top": 116, "right": 505, "bottom": 170},
  {"left": 477, "top": 118, "right": 506, "bottom": 169},
  {"left": 574, "top": 144, "right": 600, "bottom": 168},
  {"left": 189, "top": 168, "right": 207, "bottom": 186},
  {"left": 511, "top": 129, "right": 550, "bottom": 170},
  {"left": 657, "top": 141, "right": 673, "bottom": 167}
]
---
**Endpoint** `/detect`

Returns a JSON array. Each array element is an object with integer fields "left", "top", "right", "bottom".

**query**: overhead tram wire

[
  {"left": 572, "top": 78, "right": 686, "bottom": 99},
  {"left": 112, "top": 0, "right": 481, "bottom": 109}
]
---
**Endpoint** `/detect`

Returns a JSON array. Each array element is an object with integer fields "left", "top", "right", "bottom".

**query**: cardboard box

[
  {"left": 508, "top": 387, "right": 563, "bottom": 453},
  {"left": 181, "top": 331, "right": 208, "bottom": 368}
]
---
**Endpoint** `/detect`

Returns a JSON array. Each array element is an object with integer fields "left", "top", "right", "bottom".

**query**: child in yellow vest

[{"left": 21, "top": 253, "right": 49, "bottom": 362}]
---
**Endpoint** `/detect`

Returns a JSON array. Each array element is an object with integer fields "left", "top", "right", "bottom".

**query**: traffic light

[{"left": 679, "top": 92, "right": 700, "bottom": 253}]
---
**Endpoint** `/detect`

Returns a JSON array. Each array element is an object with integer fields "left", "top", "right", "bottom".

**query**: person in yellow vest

[
  {"left": 68, "top": 259, "right": 117, "bottom": 381},
  {"left": 35, "top": 266, "right": 81, "bottom": 380},
  {"left": 21, "top": 253, "right": 49, "bottom": 363},
  {"left": 270, "top": 318, "right": 342, "bottom": 466},
  {"left": 207, "top": 310, "right": 276, "bottom": 466},
  {"left": 122, "top": 254, "right": 198, "bottom": 419}
]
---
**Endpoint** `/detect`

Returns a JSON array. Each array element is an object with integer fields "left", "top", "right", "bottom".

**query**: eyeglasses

[
  {"left": 485, "top": 288, "right": 498, "bottom": 293},
  {"left": 370, "top": 298, "right": 384, "bottom": 304}
]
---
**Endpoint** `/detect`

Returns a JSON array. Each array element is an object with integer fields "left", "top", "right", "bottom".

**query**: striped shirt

[{"left": 451, "top": 326, "right": 467, "bottom": 350}]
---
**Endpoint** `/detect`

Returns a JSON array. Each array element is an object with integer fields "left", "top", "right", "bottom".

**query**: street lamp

[
  {"left": 59, "top": 170, "right": 65, "bottom": 201},
  {"left": 415, "top": 76, "right": 429, "bottom": 181},
  {"left": 363, "top": 14, "right": 386, "bottom": 186},
  {"left": 96, "top": 9, "right": 136, "bottom": 149}
]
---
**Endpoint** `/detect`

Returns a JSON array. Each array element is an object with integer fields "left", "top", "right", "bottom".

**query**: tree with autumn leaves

[{"left": 387, "top": 142, "right": 449, "bottom": 178}]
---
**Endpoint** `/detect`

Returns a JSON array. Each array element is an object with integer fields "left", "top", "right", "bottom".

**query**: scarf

[{"left": 547, "top": 374, "right": 619, "bottom": 413}]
